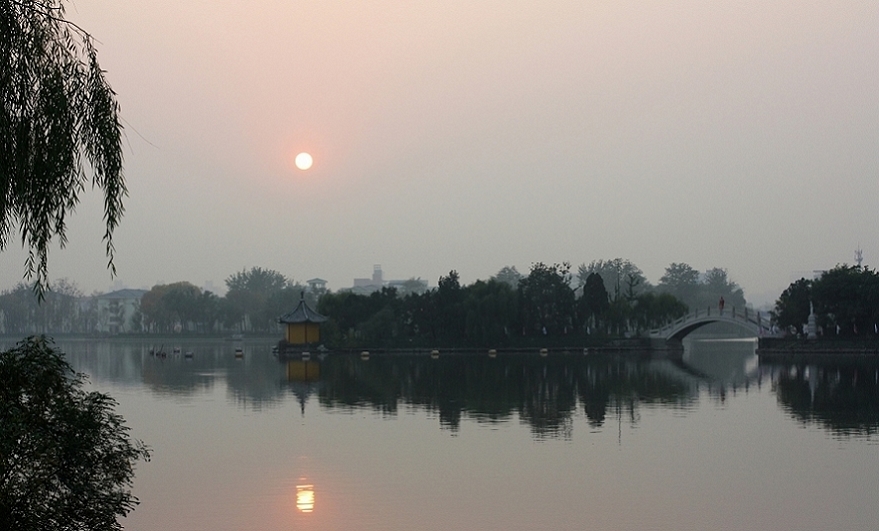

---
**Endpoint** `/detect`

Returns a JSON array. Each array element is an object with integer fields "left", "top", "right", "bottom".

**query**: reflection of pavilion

[{"left": 285, "top": 360, "right": 323, "bottom": 415}]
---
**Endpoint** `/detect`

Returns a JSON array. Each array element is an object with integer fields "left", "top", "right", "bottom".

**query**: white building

[
  {"left": 351, "top": 265, "right": 428, "bottom": 295},
  {"left": 95, "top": 289, "right": 147, "bottom": 333}
]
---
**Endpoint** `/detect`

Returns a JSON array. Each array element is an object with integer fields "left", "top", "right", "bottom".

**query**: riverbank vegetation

[
  {"left": 1, "top": 261, "right": 750, "bottom": 347},
  {"left": 0, "top": 337, "right": 150, "bottom": 529},
  {"left": 22, "top": 260, "right": 879, "bottom": 348},
  {"left": 772, "top": 265, "right": 879, "bottom": 339}
]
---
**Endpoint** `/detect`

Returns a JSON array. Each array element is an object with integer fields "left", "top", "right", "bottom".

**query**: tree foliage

[
  {"left": 577, "top": 258, "right": 650, "bottom": 301},
  {"left": 0, "top": 336, "right": 150, "bottom": 530},
  {"left": 518, "top": 262, "right": 576, "bottom": 336},
  {"left": 0, "top": 261, "right": 700, "bottom": 342},
  {"left": 630, "top": 292, "right": 688, "bottom": 332},
  {"left": 657, "top": 263, "right": 700, "bottom": 307},
  {"left": 697, "top": 267, "right": 745, "bottom": 309},
  {"left": 579, "top": 272, "right": 609, "bottom": 332},
  {"left": 225, "top": 267, "right": 289, "bottom": 294},
  {"left": 773, "top": 265, "right": 879, "bottom": 337},
  {"left": 0, "top": 279, "right": 89, "bottom": 334},
  {"left": 139, "top": 282, "right": 205, "bottom": 333},
  {"left": 812, "top": 265, "right": 879, "bottom": 336},
  {"left": 491, "top": 265, "right": 523, "bottom": 289},
  {"left": 224, "top": 267, "right": 296, "bottom": 331},
  {"left": 772, "top": 278, "right": 812, "bottom": 331},
  {"left": 2, "top": 1, "right": 127, "bottom": 296},
  {"left": 657, "top": 263, "right": 746, "bottom": 311}
]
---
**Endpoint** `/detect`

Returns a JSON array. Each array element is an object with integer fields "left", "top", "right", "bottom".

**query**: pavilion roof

[{"left": 278, "top": 295, "right": 327, "bottom": 324}]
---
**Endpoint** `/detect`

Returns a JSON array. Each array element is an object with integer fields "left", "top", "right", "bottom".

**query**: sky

[{"left": 3, "top": 1, "right": 878, "bottom": 306}]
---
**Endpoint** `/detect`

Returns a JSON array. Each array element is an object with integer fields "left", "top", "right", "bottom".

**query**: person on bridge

[{"left": 719, "top": 296, "right": 725, "bottom": 314}]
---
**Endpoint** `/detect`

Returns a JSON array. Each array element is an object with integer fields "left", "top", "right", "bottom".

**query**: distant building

[
  {"left": 203, "top": 280, "right": 222, "bottom": 295},
  {"left": 95, "top": 289, "right": 147, "bottom": 334},
  {"left": 350, "top": 265, "right": 428, "bottom": 295},
  {"left": 387, "top": 278, "right": 429, "bottom": 295},
  {"left": 306, "top": 278, "right": 328, "bottom": 292},
  {"left": 352, "top": 265, "right": 385, "bottom": 294}
]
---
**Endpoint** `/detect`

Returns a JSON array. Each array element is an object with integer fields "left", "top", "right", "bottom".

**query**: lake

[{"left": 23, "top": 337, "right": 879, "bottom": 530}]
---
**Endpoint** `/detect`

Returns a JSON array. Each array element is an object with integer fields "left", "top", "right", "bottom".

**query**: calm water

[{"left": 24, "top": 338, "right": 879, "bottom": 530}]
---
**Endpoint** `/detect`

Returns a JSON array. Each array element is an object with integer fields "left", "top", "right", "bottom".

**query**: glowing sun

[{"left": 295, "top": 152, "right": 313, "bottom": 171}]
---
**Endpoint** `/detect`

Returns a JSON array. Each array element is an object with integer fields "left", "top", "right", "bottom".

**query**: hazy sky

[{"left": 3, "top": 1, "right": 877, "bottom": 305}]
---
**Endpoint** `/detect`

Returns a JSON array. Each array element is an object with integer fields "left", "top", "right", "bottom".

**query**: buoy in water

[
  {"left": 539, "top": 348, "right": 548, "bottom": 357},
  {"left": 430, "top": 349, "right": 440, "bottom": 359},
  {"left": 488, "top": 349, "right": 497, "bottom": 358},
  {"left": 360, "top": 351, "right": 370, "bottom": 360}
]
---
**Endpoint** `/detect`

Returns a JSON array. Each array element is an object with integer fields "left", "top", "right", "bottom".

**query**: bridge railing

[{"left": 648, "top": 306, "right": 770, "bottom": 337}]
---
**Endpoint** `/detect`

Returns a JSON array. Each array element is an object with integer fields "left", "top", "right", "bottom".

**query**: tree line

[
  {"left": 0, "top": 267, "right": 321, "bottom": 335},
  {"left": 318, "top": 260, "right": 745, "bottom": 348},
  {"left": 773, "top": 264, "right": 879, "bottom": 338},
  {"left": 0, "top": 260, "right": 748, "bottom": 341}
]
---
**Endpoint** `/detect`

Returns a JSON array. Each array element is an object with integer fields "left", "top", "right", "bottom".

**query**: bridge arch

[{"left": 649, "top": 307, "right": 774, "bottom": 343}]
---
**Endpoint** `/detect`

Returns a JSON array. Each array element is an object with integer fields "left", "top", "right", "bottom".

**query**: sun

[{"left": 295, "top": 152, "right": 313, "bottom": 171}]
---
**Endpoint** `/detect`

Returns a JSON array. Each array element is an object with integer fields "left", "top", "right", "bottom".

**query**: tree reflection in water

[
  {"left": 768, "top": 362, "right": 879, "bottom": 438},
  {"left": 315, "top": 353, "right": 697, "bottom": 438},
  {"left": 54, "top": 340, "right": 879, "bottom": 440}
]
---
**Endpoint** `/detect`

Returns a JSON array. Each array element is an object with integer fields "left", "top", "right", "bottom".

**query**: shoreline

[{"left": 756, "top": 336, "right": 879, "bottom": 362}]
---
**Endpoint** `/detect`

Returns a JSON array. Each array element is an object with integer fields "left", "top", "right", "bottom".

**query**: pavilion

[{"left": 278, "top": 293, "right": 328, "bottom": 346}]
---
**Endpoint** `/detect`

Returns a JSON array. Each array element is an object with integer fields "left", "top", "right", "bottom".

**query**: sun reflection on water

[{"left": 296, "top": 483, "right": 315, "bottom": 513}]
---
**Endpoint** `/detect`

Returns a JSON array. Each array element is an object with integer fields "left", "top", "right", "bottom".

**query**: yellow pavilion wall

[{"left": 285, "top": 323, "right": 321, "bottom": 344}]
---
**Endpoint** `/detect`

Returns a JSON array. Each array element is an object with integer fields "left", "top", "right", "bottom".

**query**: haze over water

[
  {"left": 1, "top": 1, "right": 877, "bottom": 306},
  {"left": 40, "top": 337, "right": 879, "bottom": 531}
]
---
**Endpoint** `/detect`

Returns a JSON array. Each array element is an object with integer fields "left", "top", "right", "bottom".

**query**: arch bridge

[{"left": 649, "top": 306, "right": 776, "bottom": 343}]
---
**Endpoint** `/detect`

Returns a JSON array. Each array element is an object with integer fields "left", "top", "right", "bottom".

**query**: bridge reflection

[
  {"left": 57, "top": 339, "right": 879, "bottom": 439},
  {"left": 680, "top": 338, "right": 759, "bottom": 386}
]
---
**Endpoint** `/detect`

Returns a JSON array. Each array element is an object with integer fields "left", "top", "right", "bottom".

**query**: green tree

[
  {"left": 0, "top": 336, "right": 150, "bottom": 530},
  {"left": 518, "top": 262, "right": 576, "bottom": 336},
  {"left": 193, "top": 290, "right": 220, "bottom": 333},
  {"left": 1, "top": 5, "right": 151, "bottom": 528},
  {"left": 811, "top": 265, "right": 879, "bottom": 336},
  {"left": 0, "top": 283, "right": 34, "bottom": 334},
  {"left": 577, "top": 259, "right": 650, "bottom": 301},
  {"left": 772, "top": 278, "right": 812, "bottom": 332},
  {"left": 631, "top": 292, "right": 688, "bottom": 333},
  {"left": 265, "top": 284, "right": 310, "bottom": 329},
  {"left": 697, "top": 267, "right": 746, "bottom": 310},
  {"left": 318, "top": 288, "right": 399, "bottom": 347},
  {"left": 139, "top": 284, "right": 175, "bottom": 333},
  {"left": 224, "top": 267, "right": 290, "bottom": 331},
  {"left": 491, "top": 265, "right": 523, "bottom": 289},
  {"left": 2, "top": 1, "right": 127, "bottom": 297},
  {"left": 45, "top": 278, "right": 82, "bottom": 332},
  {"left": 161, "top": 282, "right": 203, "bottom": 331},
  {"left": 435, "top": 270, "right": 465, "bottom": 344},
  {"left": 225, "top": 267, "right": 289, "bottom": 293},
  {"left": 394, "top": 277, "right": 428, "bottom": 296},
  {"left": 461, "top": 279, "right": 518, "bottom": 347},
  {"left": 579, "top": 272, "right": 609, "bottom": 333},
  {"left": 397, "top": 290, "right": 437, "bottom": 346},
  {"left": 0, "top": 278, "right": 81, "bottom": 334},
  {"left": 657, "top": 263, "right": 700, "bottom": 309}
]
